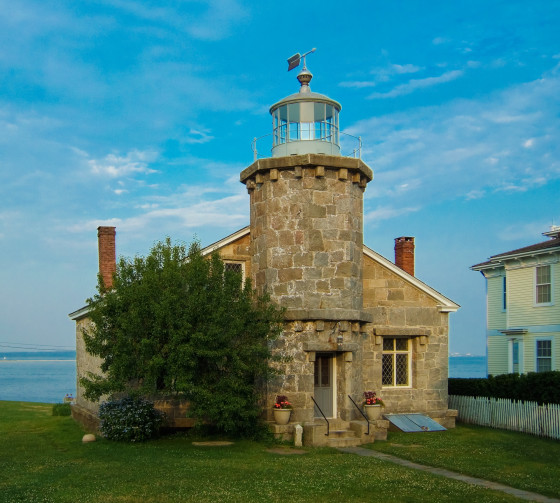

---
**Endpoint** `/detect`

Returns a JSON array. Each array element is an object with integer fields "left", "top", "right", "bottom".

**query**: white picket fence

[{"left": 449, "top": 395, "right": 560, "bottom": 440}]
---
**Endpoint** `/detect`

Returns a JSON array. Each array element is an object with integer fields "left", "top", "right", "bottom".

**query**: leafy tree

[{"left": 81, "top": 238, "right": 285, "bottom": 436}]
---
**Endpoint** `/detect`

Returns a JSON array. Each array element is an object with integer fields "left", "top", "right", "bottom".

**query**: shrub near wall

[
  {"left": 449, "top": 371, "right": 560, "bottom": 405},
  {"left": 99, "top": 396, "right": 164, "bottom": 442}
]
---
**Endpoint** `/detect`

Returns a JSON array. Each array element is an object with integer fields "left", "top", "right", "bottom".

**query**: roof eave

[
  {"left": 200, "top": 226, "right": 251, "bottom": 256},
  {"left": 69, "top": 305, "right": 90, "bottom": 321},
  {"left": 491, "top": 245, "right": 560, "bottom": 262}
]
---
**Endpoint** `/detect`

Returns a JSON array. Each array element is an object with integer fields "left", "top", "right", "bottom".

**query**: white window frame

[
  {"left": 381, "top": 337, "right": 412, "bottom": 388},
  {"left": 535, "top": 338, "right": 553, "bottom": 372},
  {"left": 535, "top": 264, "right": 553, "bottom": 306}
]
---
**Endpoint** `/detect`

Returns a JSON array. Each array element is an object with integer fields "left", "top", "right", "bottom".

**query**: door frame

[{"left": 314, "top": 352, "right": 337, "bottom": 419}]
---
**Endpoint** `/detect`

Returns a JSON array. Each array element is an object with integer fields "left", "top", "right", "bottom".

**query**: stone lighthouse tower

[{"left": 240, "top": 53, "right": 374, "bottom": 434}]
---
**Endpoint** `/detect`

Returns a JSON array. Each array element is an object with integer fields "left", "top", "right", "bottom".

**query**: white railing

[
  {"left": 251, "top": 132, "right": 362, "bottom": 161},
  {"left": 449, "top": 395, "right": 560, "bottom": 440}
]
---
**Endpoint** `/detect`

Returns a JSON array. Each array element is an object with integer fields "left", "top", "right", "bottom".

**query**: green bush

[
  {"left": 449, "top": 371, "right": 560, "bottom": 405},
  {"left": 52, "top": 403, "right": 72, "bottom": 416},
  {"left": 99, "top": 396, "right": 164, "bottom": 442},
  {"left": 82, "top": 238, "right": 284, "bottom": 437}
]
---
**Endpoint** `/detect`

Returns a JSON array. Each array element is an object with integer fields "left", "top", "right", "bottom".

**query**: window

[
  {"left": 224, "top": 262, "right": 244, "bottom": 276},
  {"left": 382, "top": 338, "right": 411, "bottom": 387},
  {"left": 502, "top": 276, "right": 507, "bottom": 311},
  {"left": 536, "top": 340, "right": 552, "bottom": 372},
  {"left": 536, "top": 265, "right": 552, "bottom": 304}
]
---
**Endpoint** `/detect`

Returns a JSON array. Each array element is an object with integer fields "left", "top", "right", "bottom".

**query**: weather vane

[{"left": 287, "top": 48, "right": 316, "bottom": 72}]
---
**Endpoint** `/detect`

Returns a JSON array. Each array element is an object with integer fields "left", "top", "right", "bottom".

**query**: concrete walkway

[{"left": 338, "top": 446, "right": 560, "bottom": 503}]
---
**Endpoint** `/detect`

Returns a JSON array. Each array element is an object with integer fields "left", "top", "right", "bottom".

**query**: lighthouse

[{"left": 240, "top": 52, "right": 374, "bottom": 426}]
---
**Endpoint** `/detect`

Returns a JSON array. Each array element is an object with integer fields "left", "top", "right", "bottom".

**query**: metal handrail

[
  {"left": 311, "top": 396, "right": 329, "bottom": 436},
  {"left": 348, "top": 394, "right": 370, "bottom": 436},
  {"left": 251, "top": 134, "right": 272, "bottom": 161},
  {"left": 340, "top": 131, "right": 362, "bottom": 159},
  {"left": 251, "top": 131, "right": 362, "bottom": 160}
]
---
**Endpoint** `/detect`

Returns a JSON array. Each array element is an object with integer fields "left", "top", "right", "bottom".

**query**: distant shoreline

[
  {"left": 449, "top": 355, "right": 485, "bottom": 358},
  {"left": 0, "top": 360, "right": 75, "bottom": 363}
]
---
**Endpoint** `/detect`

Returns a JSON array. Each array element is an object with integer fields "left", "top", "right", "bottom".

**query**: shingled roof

[{"left": 471, "top": 232, "right": 560, "bottom": 270}]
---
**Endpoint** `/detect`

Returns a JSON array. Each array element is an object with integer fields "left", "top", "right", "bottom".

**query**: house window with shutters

[{"left": 382, "top": 338, "right": 411, "bottom": 387}]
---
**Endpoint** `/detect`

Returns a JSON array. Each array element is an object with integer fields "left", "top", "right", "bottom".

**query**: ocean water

[
  {"left": 0, "top": 351, "right": 486, "bottom": 403},
  {"left": 448, "top": 356, "right": 487, "bottom": 378},
  {"left": 0, "top": 351, "right": 77, "bottom": 403}
]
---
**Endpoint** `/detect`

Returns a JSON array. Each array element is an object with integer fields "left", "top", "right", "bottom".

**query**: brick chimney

[
  {"left": 395, "top": 236, "right": 415, "bottom": 276},
  {"left": 98, "top": 226, "right": 116, "bottom": 289}
]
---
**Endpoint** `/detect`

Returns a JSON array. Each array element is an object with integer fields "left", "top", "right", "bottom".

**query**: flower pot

[
  {"left": 273, "top": 408, "right": 292, "bottom": 425},
  {"left": 364, "top": 405, "right": 382, "bottom": 421}
]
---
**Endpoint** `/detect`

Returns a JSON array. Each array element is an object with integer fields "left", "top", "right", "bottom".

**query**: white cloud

[
  {"left": 498, "top": 222, "right": 553, "bottom": 242},
  {"left": 183, "top": 128, "right": 214, "bottom": 144},
  {"left": 70, "top": 192, "right": 248, "bottom": 238},
  {"left": 348, "top": 63, "right": 560, "bottom": 215},
  {"left": 392, "top": 63, "right": 422, "bottom": 74},
  {"left": 465, "top": 189, "right": 485, "bottom": 200},
  {"left": 368, "top": 70, "right": 464, "bottom": 99},
  {"left": 362, "top": 62, "right": 423, "bottom": 87},
  {"left": 104, "top": 0, "right": 250, "bottom": 41},
  {"left": 339, "top": 81, "right": 376, "bottom": 88},
  {"left": 88, "top": 150, "right": 159, "bottom": 178},
  {"left": 365, "top": 206, "right": 420, "bottom": 223},
  {"left": 432, "top": 37, "right": 448, "bottom": 45}
]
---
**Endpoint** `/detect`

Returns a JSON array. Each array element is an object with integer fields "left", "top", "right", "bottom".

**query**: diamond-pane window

[
  {"left": 395, "top": 339, "right": 408, "bottom": 351},
  {"left": 225, "top": 262, "right": 243, "bottom": 274},
  {"left": 382, "top": 338, "right": 411, "bottom": 387},
  {"left": 395, "top": 354, "right": 408, "bottom": 385},
  {"left": 382, "top": 354, "right": 393, "bottom": 385}
]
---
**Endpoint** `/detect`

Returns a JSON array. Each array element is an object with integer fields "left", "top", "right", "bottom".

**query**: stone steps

[
  {"left": 323, "top": 420, "right": 365, "bottom": 448},
  {"left": 326, "top": 428, "right": 362, "bottom": 448},
  {"left": 271, "top": 418, "right": 386, "bottom": 446}
]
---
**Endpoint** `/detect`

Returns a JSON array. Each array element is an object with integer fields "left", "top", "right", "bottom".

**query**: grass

[
  {"left": 370, "top": 423, "right": 560, "bottom": 499},
  {"left": 0, "top": 401, "right": 556, "bottom": 503}
]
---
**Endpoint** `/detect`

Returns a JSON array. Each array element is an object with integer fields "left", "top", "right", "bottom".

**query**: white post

[{"left": 294, "top": 423, "right": 303, "bottom": 447}]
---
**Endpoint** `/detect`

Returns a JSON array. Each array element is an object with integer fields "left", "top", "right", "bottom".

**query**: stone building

[{"left": 70, "top": 61, "right": 459, "bottom": 445}]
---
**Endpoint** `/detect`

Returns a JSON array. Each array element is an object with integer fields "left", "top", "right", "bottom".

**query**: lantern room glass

[{"left": 272, "top": 102, "right": 339, "bottom": 146}]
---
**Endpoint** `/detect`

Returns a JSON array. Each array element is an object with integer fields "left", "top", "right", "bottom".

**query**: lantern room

[{"left": 269, "top": 66, "right": 341, "bottom": 158}]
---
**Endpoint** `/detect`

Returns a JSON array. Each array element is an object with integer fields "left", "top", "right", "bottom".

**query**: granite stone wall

[
  {"left": 363, "top": 253, "right": 451, "bottom": 421},
  {"left": 241, "top": 154, "right": 372, "bottom": 319},
  {"left": 74, "top": 316, "right": 103, "bottom": 415}
]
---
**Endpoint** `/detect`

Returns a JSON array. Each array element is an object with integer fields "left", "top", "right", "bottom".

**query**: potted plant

[
  {"left": 273, "top": 395, "right": 293, "bottom": 425},
  {"left": 363, "top": 391, "right": 385, "bottom": 421}
]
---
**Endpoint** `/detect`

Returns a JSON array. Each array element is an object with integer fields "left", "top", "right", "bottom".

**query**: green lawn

[
  {"left": 370, "top": 422, "right": 560, "bottom": 499},
  {"left": 0, "top": 401, "right": 555, "bottom": 503}
]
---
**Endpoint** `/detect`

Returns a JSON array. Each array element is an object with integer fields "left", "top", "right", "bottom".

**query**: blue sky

[{"left": 1, "top": 0, "right": 559, "bottom": 355}]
